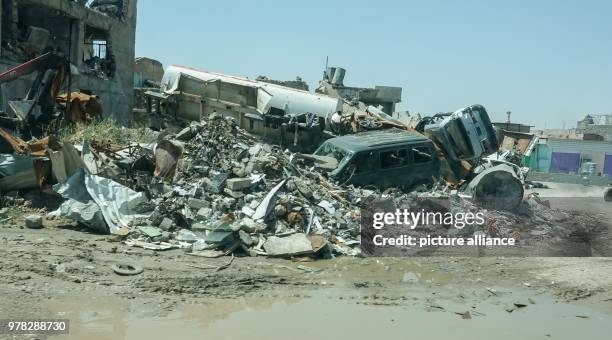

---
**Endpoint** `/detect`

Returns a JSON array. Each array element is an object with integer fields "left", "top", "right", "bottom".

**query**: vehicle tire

[
  {"left": 358, "top": 118, "right": 382, "bottom": 130},
  {"left": 112, "top": 263, "right": 144, "bottom": 276}
]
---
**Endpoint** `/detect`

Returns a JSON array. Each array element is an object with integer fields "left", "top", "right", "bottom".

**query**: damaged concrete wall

[
  {"left": 316, "top": 67, "right": 402, "bottom": 114},
  {"left": 0, "top": 0, "right": 137, "bottom": 125},
  {"left": 134, "top": 56, "right": 163, "bottom": 87}
]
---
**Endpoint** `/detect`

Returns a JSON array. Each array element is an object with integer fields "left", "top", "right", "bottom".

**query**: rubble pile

[
  {"left": 125, "top": 113, "right": 367, "bottom": 257},
  {"left": 1, "top": 116, "right": 606, "bottom": 259}
]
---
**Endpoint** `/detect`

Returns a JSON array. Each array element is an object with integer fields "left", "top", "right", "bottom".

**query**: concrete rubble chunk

[
  {"left": 238, "top": 230, "right": 254, "bottom": 246},
  {"left": 25, "top": 215, "right": 43, "bottom": 229},
  {"left": 177, "top": 229, "right": 201, "bottom": 243},
  {"left": 263, "top": 233, "right": 315, "bottom": 257},
  {"left": 197, "top": 207, "right": 212, "bottom": 219},
  {"left": 187, "top": 198, "right": 209, "bottom": 210},
  {"left": 207, "top": 173, "right": 229, "bottom": 193},
  {"left": 226, "top": 177, "right": 253, "bottom": 191},
  {"left": 158, "top": 217, "right": 174, "bottom": 231}
]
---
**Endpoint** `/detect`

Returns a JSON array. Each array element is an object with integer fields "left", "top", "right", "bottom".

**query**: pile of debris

[
  {"left": 2, "top": 113, "right": 606, "bottom": 259},
  {"left": 36, "top": 113, "right": 367, "bottom": 258}
]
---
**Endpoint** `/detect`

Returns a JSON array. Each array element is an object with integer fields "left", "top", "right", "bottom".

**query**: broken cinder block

[
  {"left": 25, "top": 214, "right": 43, "bottom": 229},
  {"left": 226, "top": 178, "right": 253, "bottom": 191}
]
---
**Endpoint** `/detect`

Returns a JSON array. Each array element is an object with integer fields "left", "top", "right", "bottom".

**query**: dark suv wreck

[{"left": 313, "top": 128, "right": 440, "bottom": 189}]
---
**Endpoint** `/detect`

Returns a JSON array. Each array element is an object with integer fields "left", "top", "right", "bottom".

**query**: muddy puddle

[{"left": 46, "top": 266, "right": 611, "bottom": 340}]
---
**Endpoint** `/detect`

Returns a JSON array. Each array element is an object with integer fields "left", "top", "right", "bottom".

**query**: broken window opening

[
  {"left": 91, "top": 40, "right": 107, "bottom": 59},
  {"left": 380, "top": 149, "right": 409, "bottom": 169},
  {"left": 83, "top": 26, "right": 115, "bottom": 78},
  {"left": 1, "top": 4, "right": 72, "bottom": 62},
  {"left": 352, "top": 152, "right": 376, "bottom": 174},
  {"left": 268, "top": 107, "right": 285, "bottom": 116},
  {"left": 413, "top": 147, "right": 433, "bottom": 163}
]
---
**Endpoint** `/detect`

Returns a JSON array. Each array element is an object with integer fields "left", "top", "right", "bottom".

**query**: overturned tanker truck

[{"left": 144, "top": 65, "right": 524, "bottom": 208}]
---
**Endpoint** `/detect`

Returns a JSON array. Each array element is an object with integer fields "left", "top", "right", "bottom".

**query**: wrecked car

[
  {"left": 313, "top": 128, "right": 440, "bottom": 189},
  {"left": 415, "top": 104, "right": 499, "bottom": 183},
  {"left": 419, "top": 104, "right": 498, "bottom": 162}
]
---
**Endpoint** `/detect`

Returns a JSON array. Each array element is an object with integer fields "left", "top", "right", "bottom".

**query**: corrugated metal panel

[
  {"left": 527, "top": 143, "right": 551, "bottom": 172},
  {"left": 546, "top": 139, "right": 612, "bottom": 153}
]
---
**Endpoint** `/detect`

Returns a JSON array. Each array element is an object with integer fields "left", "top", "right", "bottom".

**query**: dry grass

[{"left": 58, "top": 119, "right": 155, "bottom": 145}]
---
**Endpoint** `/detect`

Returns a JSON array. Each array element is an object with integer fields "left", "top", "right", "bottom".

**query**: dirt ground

[{"left": 1, "top": 183, "right": 611, "bottom": 339}]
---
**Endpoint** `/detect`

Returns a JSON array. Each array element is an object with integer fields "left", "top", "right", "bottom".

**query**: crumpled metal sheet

[
  {"left": 53, "top": 169, "right": 107, "bottom": 232},
  {"left": 84, "top": 173, "right": 151, "bottom": 234},
  {"left": 56, "top": 92, "right": 103, "bottom": 124},
  {"left": 54, "top": 169, "right": 151, "bottom": 234},
  {"left": 0, "top": 154, "right": 49, "bottom": 192},
  {"left": 0, "top": 154, "right": 35, "bottom": 177},
  {"left": 0, "top": 127, "right": 29, "bottom": 153}
]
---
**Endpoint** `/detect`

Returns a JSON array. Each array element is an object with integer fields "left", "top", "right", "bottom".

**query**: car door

[
  {"left": 409, "top": 144, "right": 438, "bottom": 187},
  {"left": 345, "top": 151, "right": 379, "bottom": 186},
  {"left": 377, "top": 148, "right": 412, "bottom": 188}
]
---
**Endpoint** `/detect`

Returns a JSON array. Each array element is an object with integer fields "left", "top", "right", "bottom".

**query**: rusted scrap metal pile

[{"left": 0, "top": 51, "right": 102, "bottom": 134}]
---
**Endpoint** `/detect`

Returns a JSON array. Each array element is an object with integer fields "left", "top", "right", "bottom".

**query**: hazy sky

[{"left": 135, "top": 0, "right": 612, "bottom": 129}]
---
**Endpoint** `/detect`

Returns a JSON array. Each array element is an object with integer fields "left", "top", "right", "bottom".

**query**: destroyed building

[
  {"left": 576, "top": 114, "right": 612, "bottom": 141},
  {"left": 134, "top": 56, "right": 163, "bottom": 87},
  {"left": 133, "top": 56, "right": 163, "bottom": 119},
  {"left": 140, "top": 65, "right": 408, "bottom": 153},
  {"left": 316, "top": 67, "right": 402, "bottom": 114},
  {"left": 142, "top": 65, "right": 342, "bottom": 150},
  {"left": 0, "top": 0, "right": 137, "bottom": 124}
]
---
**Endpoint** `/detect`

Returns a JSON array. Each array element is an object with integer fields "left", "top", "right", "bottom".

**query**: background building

[
  {"left": 526, "top": 138, "right": 612, "bottom": 176},
  {"left": 0, "top": 0, "right": 137, "bottom": 124},
  {"left": 576, "top": 114, "right": 612, "bottom": 141}
]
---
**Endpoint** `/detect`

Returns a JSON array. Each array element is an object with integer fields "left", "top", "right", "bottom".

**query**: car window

[
  {"left": 413, "top": 147, "right": 433, "bottom": 163},
  {"left": 380, "top": 149, "right": 409, "bottom": 169},
  {"left": 352, "top": 152, "right": 376, "bottom": 174},
  {"left": 314, "top": 142, "right": 348, "bottom": 162}
]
